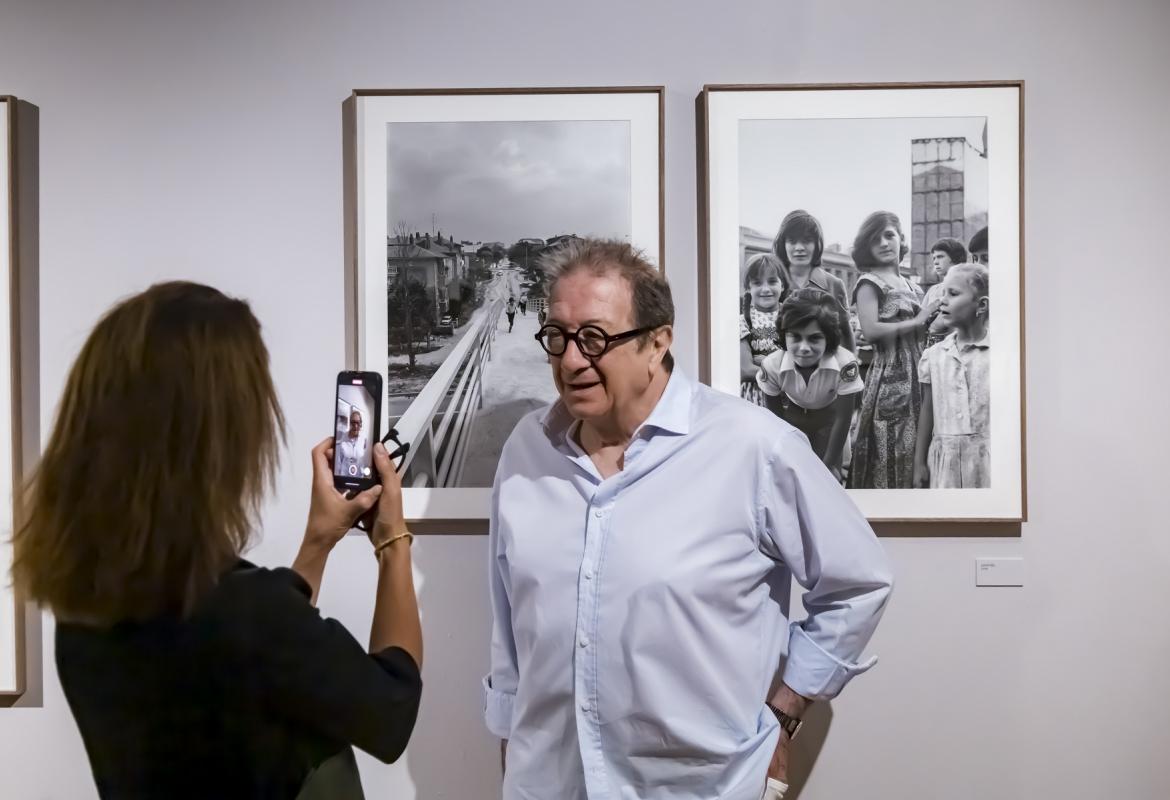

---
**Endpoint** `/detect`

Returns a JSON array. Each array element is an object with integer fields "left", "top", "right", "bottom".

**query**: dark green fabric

[{"left": 297, "top": 746, "right": 365, "bottom": 800}]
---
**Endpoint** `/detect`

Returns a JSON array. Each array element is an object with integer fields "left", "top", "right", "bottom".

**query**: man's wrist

[{"left": 769, "top": 683, "right": 811, "bottom": 718}]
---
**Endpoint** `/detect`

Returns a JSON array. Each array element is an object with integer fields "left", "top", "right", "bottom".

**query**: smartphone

[{"left": 332, "top": 371, "right": 383, "bottom": 493}]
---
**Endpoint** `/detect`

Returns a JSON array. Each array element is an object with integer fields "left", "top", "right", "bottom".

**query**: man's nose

[{"left": 560, "top": 338, "right": 592, "bottom": 369}]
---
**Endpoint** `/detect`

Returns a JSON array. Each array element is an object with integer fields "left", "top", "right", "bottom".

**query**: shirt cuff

[
  {"left": 482, "top": 674, "right": 515, "bottom": 739},
  {"left": 781, "top": 623, "right": 878, "bottom": 700}
]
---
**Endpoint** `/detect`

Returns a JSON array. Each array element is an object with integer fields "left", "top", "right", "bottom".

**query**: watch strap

[{"left": 766, "top": 702, "right": 803, "bottom": 739}]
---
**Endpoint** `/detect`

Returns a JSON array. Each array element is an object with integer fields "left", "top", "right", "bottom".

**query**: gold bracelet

[{"left": 374, "top": 531, "right": 413, "bottom": 558}]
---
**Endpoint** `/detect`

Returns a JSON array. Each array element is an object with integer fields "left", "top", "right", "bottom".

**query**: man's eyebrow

[{"left": 545, "top": 318, "right": 612, "bottom": 328}]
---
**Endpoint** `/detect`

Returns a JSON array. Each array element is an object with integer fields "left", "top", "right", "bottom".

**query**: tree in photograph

[
  {"left": 508, "top": 239, "right": 545, "bottom": 277},
  {"left": 390, "top": 220, "right": 420, "bottom": 368},
  {"left": 387, "top": 278, "right": 435, "bottom": 360}
]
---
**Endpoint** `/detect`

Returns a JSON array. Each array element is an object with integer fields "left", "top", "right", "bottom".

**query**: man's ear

[{"left": 650, "top": 325, "right": 674, "bottom": 371}]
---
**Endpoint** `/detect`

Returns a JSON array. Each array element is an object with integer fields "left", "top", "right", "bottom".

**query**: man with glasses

[
  {"left": 336, "top": 408, "right": 368, "bottom": 478},
  {"left": 483, "top": 238, "right": 892, "bottom": 800}
]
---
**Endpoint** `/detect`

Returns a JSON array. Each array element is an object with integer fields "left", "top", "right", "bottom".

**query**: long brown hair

[{"left": 12, "top": 282, "right": 286, "bottom": 623}]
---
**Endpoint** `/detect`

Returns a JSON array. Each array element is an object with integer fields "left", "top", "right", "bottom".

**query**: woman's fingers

[
  {"left": 348, "top": 484, "right": 383, "bottom": 514},
  {"left": 371, "top": 443, "right": 402, "bottom": 490},
  {"left": 311, "top": 437, "right": 335, "bottom": 483}
]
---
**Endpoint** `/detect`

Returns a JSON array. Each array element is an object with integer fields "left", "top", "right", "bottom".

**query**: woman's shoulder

[
  {"left": 818, "top": 268, "right": 848, "bottom": 295},
  {"left": 199, "top": 561, "right": 315, "bottom": 637},
  {"left": 851, "top": 272, "right": 888, "bottom": 301},
  {"left": 216, "top": 560, "right": 312, "bottom": 607}
]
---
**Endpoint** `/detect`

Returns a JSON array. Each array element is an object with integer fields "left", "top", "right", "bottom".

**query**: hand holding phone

[{"left": 333, "top": 371, "right": 383, "bottom": 494}]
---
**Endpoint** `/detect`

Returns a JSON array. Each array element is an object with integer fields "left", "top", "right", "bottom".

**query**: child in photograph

[
  {"left": 739, "top": 253, "right": 787, "bottom": 405},
  {"left": 968, "top": 225, "right": 989, "bottom": 266},
  {"left": 923, "top": 237, "right": 967, "bottom": 347},
  {"left": 772, "top": 209, "right": 855, "bottom": 352},
  {"left": 505, "top": 295, "right": 517, "bottom": 332},
  {"left": 757, "top": 289, "right": 864, "bottom": 482},
  {"left": 914, "top": 264, "right": 990, "bottom": 488},
  {"left": 848, "top": 211, "right": 940, "bottom": 490}
]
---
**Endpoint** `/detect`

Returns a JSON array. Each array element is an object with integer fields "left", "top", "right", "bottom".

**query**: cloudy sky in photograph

[
  {"left": 386, "top": 120, "right": 631, "bottom": 244},
  {"left": 739, "top": 116, "right": 988, "bottom": 250}
]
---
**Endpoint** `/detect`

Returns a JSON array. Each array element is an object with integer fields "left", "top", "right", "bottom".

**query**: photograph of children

[
  {"left": 738, "top": 115, "right": 991, "bottom": 490},
  {"left": 334, "top": 384, "right": 375, "bottom": 480},
  {"left": 914, "top": 263, "right": 990, "bottom": 489},
  {"left": 757, "top": 289, "right": 865, "bottom": 483}
]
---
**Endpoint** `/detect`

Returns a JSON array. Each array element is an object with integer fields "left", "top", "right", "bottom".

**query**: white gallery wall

[{"left": 1, "top": 0, "right": 1168, "bottom": 797}]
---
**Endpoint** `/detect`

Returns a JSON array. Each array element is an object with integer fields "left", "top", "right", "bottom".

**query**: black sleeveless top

[{"left": 56, "top": 560, "right": 421, "bottom": 799}]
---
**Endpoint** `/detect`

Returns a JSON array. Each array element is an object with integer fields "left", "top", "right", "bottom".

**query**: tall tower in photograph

[{"left": 910, "top": 136, "right": 986, "bottom": 285}]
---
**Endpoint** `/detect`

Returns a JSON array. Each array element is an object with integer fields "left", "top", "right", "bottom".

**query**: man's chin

[{"left": 561, "top": 392, "right": 607, "bottom": 420}]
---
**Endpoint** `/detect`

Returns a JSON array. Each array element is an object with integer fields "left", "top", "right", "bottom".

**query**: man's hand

[
  {"left": 766, "top": 729, "right": 791, "bottom": 783},
  {"left": 766, "top": 683, "right": 811, "bottom": 784}
]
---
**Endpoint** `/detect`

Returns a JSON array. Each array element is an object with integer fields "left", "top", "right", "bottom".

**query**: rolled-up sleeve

[
  {"left": 760, "top": 430, "right": 894, "bottom": 700},
  {"left": 483, "top": 475, "right": 518, "bottom": 739}
]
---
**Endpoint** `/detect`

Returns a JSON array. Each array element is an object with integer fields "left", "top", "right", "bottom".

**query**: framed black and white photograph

[
  {"left": 1, "top": 96, "right": 39, "bottom": 700},
  {"left": 344, "top": 87, "right": 663, "bottom": 525},
  {"left": 697, "top": 82, "right": 1024, "bottom": 522}
]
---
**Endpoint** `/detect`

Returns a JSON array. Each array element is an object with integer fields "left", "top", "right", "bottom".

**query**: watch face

[{"left": 768, "top": 703, "right": 803, "bottom": 738}]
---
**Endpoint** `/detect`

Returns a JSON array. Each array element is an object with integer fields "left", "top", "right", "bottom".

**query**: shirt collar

[
  {"left": 776, "top": 348, "right": 840, "bottom": 374},
  {"left": 540, "top": 367, "right": 693, "bottom": 440},
  {"left": 789, "top": 267, "right": 829, "bottom": 292},
  {"left": 807, "top": 268, "right": 830, "bottom": 291},
  {"left": 941, "top": 330, "right": 991, "bottom": 351}
]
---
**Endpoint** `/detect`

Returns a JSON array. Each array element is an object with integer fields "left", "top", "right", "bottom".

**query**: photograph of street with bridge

[{"left": 384, "top": 119, "right": 632, "bottom": 487}]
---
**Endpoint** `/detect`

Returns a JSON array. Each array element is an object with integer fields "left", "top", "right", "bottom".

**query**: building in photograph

[
  {"left": 910, "top": 136, "right": 987, "bottom": 287},
  {"left": 738, "top": 225, "right": 773, "bottom": 283},
  {"left": 545, "top": 233, "right": 583, "bottom": 250},
  {"left": 387, "top": 233, "right": 467, "bottom": 321},
  {"left": 821, "top": 243, "right": 861, "bottom": 297}
]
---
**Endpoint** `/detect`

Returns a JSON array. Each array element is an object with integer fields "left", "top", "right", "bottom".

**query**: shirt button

[
  {"left": 594, "top": 509, "right": 603, "bottom": 518},
  {"left": 583, "top": 566, "right": 594, "bottom": 580},
  {"left": 580, "top": 700, "right": 591, "bottom": 712},
  {"left": 579, "top": 635, "right": 590, "bottom": 648}
]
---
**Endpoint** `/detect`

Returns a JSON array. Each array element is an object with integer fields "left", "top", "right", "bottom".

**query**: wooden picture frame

[
  {"left": 1, "top": 96, "right": 39, "bottom": 700},
  {"left": 697, "top": 82, "right": 1025, "bottom": 523},
  {"left": 344, "top": 87, "right": 664, "bottom": 529}
]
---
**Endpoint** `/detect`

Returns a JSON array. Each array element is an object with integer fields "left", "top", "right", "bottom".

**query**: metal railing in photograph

[{"left": 392, "top": 299, "right": 503, "bottom": 488}]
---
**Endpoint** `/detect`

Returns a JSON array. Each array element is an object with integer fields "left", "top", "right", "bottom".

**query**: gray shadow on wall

[
  {"left": 783, "top": 701, "right": 833, "bottom": 800},
  {"left": 403, "top": 535, "right": 499, "bottom": 798}
]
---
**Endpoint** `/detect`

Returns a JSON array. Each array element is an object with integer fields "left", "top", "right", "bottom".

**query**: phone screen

[{"left": 334, "top": 375, "right": 379, "bottom": 487}]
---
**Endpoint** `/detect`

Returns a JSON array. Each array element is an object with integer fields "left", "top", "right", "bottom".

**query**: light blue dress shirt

[{"left": 484, "top": 368, "right": 893, "bottom": 800}]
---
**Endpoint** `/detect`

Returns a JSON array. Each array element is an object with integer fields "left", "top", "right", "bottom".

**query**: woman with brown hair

[{"left": 11, "top": 282, "right": 422, "bottom": 799}]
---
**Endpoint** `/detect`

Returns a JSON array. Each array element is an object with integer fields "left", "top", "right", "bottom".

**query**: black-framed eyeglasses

[
  {"left": 380, "top": 427, "right": 410, "bottom": 472},
  {"left": 534, "top": 323, "right": 657, "bottom": 358},
  {"left": 353, "top": 428, "right": 411, "bottom": 532}
]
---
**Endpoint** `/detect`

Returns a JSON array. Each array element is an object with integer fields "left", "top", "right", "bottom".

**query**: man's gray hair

[{"left": 540, "top": 238, "right": 674, "bottom": 332}]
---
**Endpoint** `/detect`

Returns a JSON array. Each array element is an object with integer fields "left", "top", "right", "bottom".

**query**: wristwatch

[{"left": 766, "top": 702, "right": 803, "bottom": 740}]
